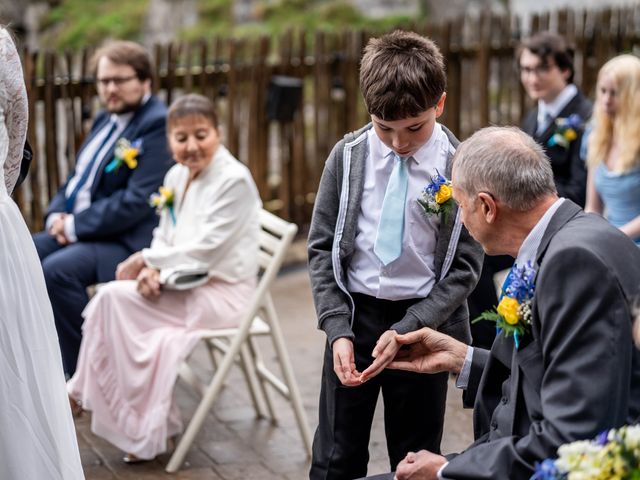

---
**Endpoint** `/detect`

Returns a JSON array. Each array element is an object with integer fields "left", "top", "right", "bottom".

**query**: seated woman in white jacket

[{"left": 68, "top": 93, "right": 261, "bottom": 462}]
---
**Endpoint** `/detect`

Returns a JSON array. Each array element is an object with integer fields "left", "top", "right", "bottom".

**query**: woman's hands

[
  {"left": 116, "top": 251, "right": 146, "bottom": 280},
  {"left": 136, "top": 267, "right": 161, "bottom": 299}
]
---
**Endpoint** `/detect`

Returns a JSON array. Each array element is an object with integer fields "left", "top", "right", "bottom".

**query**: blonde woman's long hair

[{"left": 587, "top": 54, "right": 640, "bottom": 172}]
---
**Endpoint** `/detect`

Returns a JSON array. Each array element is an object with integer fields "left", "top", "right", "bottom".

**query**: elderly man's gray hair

[{"left": 452, "top": 126, "right": 557, "bottom": 211}]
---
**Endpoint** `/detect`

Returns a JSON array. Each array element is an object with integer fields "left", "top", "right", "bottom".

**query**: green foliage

[
  {"left": 41, "top": 0, "right": 149, "bottom": 50},
  {"left": 39, "top": 0, "right": 417, "bottom": 51},
  {"left": 179, "top": 0, "right": 234, "bottom": 40}
]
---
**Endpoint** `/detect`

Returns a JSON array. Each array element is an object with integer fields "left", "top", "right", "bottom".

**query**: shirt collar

[
  {"left": 515, "top": 197, "right": 564, "bottom": 269},
  {"left": 537, "top": 84, "right": 577, "bottom": 122}
]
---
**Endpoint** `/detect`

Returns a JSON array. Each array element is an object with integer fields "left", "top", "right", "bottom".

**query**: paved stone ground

[{"left": 74, "top": 263, "right": 473, "bottom": 479}]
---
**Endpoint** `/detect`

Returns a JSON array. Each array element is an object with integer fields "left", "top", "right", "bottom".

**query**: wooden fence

[{"left": 16, "top": 6, "right": 640, "bottom": 232}]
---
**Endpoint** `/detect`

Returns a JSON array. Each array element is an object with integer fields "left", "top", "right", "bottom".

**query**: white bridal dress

[{"left": 0, "top": 27, "right": 84, "bottom": 479}]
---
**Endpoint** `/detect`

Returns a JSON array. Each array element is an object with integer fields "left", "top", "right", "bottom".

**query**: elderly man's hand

[
  {"left": 359, "top": 329, "right": 401, "bottom": 383},
  {"left": 394, "top": 450, "right": 446, "bottom": 480},
  {"left": 387, "top": 327, "right": 468, "bottom": 375}
]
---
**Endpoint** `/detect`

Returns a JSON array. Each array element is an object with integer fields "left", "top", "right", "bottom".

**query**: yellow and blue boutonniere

[
  {"left": 106, "top": 138, "right": 142, "bottom": 173},
  {"left": 417, "top": 171, "right": 454, "bottom": 222},
  {"left": 547, "top": 114, "right": 583, "bottom": 150},
  {"left": 473, "top": 261, "right": 536, "bottom": 349},
  {"left": 149, "top": 186, "right": 176, "bottom": 225}
]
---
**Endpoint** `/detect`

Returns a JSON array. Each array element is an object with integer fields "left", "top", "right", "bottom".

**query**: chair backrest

[
  {"left": 246, "top": 208, "right": 298, "bottom": 320},
  {"left": 167, "top": 209, "right": 306, "bottom": 472}
]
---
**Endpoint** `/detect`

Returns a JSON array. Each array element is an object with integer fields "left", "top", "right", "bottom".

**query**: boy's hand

[
  {"left": 332, "top": 337, "right": 361, "bottom": 386},
  {"left": 359, "top": 329, "right": 401, "bottom": 383},
  {"left": 387, "top": 328, "right": 468, "bottom": 375}
]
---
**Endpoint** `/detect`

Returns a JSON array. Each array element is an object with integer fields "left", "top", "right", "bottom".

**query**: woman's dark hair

[{"left": 167, "top": 94, "right": 219, "bottom": 130}]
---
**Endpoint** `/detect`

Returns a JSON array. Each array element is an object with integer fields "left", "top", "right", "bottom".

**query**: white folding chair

[{"left": 166, "top": 209, "right": 313, "bottom": 472}]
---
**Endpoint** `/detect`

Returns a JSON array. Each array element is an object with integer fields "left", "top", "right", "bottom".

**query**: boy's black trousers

[{"left": 309, "top": 292, "right": 449, "bottom": 480}]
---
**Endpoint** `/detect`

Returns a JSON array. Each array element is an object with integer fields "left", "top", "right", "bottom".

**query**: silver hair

[{"left": 452, "top": 126, "right": 557, "bottom": 211}]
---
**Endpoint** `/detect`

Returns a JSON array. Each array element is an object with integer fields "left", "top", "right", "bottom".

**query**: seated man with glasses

[
  {"left": 33, "top": 40, "right": 172, "bottom": 377},
  {"left": 467, "top": 32, "right": 593, "bottom": 350}
]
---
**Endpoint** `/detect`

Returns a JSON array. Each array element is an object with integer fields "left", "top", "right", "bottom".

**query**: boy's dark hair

[
  {"left": 167, "top": 93, "right": 219, "bottom": 130},
  {"left": 91, "top": 40, "right": 153, "bottom": 82},
  {"left": 517, "top": 32, "right": 575, "bottom": 84},
  {"left": 359, "top": 30, "right": 446, "bottom": 120}
]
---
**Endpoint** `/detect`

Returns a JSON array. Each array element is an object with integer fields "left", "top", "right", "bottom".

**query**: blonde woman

[{"left": 585, "top": 54, "right": 640, "bottom": 245}]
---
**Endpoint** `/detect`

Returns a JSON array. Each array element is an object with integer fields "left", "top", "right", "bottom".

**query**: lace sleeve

[{"left": 0, "top": 28, "right": 28, "bottom": 194}]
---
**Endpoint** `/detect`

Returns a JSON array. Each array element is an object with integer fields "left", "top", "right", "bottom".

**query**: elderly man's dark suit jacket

[
  {"left": 442, "top": 200, "right": 640, "bottom": 480},
  {"left": 522, "top": 92, "right": 592, "bottom": 207}
]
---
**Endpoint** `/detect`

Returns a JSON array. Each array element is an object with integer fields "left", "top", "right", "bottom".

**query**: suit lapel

[
  {"left": 535, "top": 200, "right": 582, "bottom": 267},
  {"left": 90, "top": 98, "right": 152, "bottom": 195},
  {"left": 535, "top": 92, "right": 584, "bottom": 144},
  {"left": 434, "top": 126, "right": 460, "bottom": 280},
  {"left": 491, "top": 331, "right": 514, "bottom": 368}
]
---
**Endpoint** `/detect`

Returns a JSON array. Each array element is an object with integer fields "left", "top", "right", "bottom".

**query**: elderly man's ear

[{"left": 477, "top": 192, "right": 498, "bottom": 224}]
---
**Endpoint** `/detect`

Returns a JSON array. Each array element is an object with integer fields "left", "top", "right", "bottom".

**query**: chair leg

[
  {"left": 166, "top": 325, "right": 251, "bottom": 472},
  {"left": 247, "top": 335, "right": 278, "bottom": 422},
  {"left": 206, "top": 341, "right": 220, "bottom": 371},
  {"left": 239, "top": 341, "right": 269, "bottom": 419},
  {"left": 263, "top": 295, "right": 313, "bottom": 457}
]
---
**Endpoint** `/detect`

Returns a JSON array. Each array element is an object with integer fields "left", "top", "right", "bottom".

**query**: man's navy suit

[
  {"left": 442, "top": 201, "right": 640, "bottom": 479},
  {"left": 33, "top": 95, "right": 172, "bottom": 375}
]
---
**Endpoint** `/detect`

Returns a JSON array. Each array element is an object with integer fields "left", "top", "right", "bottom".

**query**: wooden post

[
  {"left": 478, "top": 12, "right": 491, "bottom": 129},
  {"left": 43, "top": 51, "right": 59, "bottom": 200}
]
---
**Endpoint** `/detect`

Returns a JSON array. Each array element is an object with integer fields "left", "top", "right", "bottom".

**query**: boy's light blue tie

[{"left": 374, "top": 154, "right": 409, "bottom": 266}]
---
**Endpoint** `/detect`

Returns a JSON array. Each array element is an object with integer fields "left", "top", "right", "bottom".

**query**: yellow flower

[
  {"left": 122, "top": 148, "right": 139, "bottom": 169},
  {"left": 435, "top": 184, "right": 452, "bottom": 204},
  {"left": 497, "top": 297, "right": 520, "bottom": 325},
  {"left": 564, "top": 128, "right": 577, "bottom": 141},
  {"left": 159, "top": 186, "right": 173, "bottom": 201}
]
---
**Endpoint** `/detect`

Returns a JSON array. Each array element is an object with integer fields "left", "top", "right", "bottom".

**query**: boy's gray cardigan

[{"left": 308, "top": 123, "right": 484, "bottom": 346}]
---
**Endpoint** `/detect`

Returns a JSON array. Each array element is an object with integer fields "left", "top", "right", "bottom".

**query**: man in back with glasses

[
  {"left": 33, "top": 40, "right": 172, "bottom": 377},
  {"left": 467, "top": 32, "right": 592, "bottom": 350}
]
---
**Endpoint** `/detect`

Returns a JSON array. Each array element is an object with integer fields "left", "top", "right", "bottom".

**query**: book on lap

[{"left": 159, "top": 265, "right": 209, "bottom": 291}]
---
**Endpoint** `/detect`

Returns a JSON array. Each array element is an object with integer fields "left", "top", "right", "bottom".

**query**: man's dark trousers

[{"left": 33, "top": 233, "right": 129, "bottom": 376}]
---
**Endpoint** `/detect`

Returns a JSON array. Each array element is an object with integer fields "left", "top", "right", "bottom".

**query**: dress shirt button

[
  {"left": 490, "top": 420, "right": 498, "bottom": 430},
  {"left": 501, "top": 396, "right": 508, "bottom": 405}
]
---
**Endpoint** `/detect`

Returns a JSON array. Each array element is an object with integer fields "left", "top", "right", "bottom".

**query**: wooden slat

[
  {"left": 43, "top": 51, "right": 59, "bottom": 199},
  {"left": 18, "top": 8, "right": 639, "bottom": 233}
]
